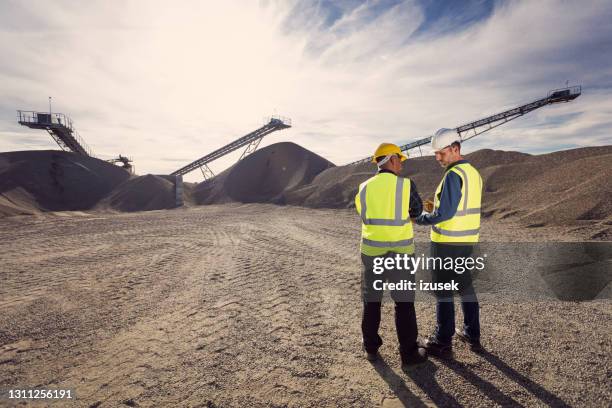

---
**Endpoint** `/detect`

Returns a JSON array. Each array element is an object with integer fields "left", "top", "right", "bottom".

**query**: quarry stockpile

[
  {"left": 477, "top": 147, "right": 612, "bottom": 225},
  {"left": 98, "top": 174, "right": 187, "bottom": 212},
  {"left": 0, "top": 150, "right": 130, "bottom": 216},
  {"left": 193, "top": 142, "right": 334, "bottom": 204},
  {"left": 1, "top": 144, "right": 611, "bottom": 227},
  {"left": 283, "top": 149, "right": 530, "bottom": 208},
  {"left": 285, "top": 146, "right": 612, "bottom": 227}
]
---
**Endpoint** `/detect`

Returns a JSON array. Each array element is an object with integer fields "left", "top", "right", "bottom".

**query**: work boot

[
  {"left": 362, "top": 345, "right": 379, "bottom": 362},
  {"left": 401, "top": 347, "right": 428, "bottom": 369},
  {"left": 419, "top": 336, "right": 453, "bottom": 359},
  {"left": 455, "top": 330, "right": 483, "bottom": 352}
]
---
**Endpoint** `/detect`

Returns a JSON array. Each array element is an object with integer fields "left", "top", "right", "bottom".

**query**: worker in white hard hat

[
  {"left": 354, "top": 143, "right": 428, "bottom": 368},
  {"left": 415, "top": 128, "right": 484, "bottom": 357}
]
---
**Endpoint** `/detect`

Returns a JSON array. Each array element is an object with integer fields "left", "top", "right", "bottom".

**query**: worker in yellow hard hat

[
  {"left": 355, "top": 142, "right": 427, "bottom": 368},
  {"left": 370, "top": 143, "right": 409, "bottom": 164}
]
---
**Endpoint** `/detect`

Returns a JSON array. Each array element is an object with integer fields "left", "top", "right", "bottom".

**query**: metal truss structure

[
  {"left": 171, "top": 116, "right": 291, "bottom": 178},
  {"left": 17, "top": 111, "right": 93, "bottom": 157},
  {"left": 349, "top": 86, "right": 582, "bottom": 165}
]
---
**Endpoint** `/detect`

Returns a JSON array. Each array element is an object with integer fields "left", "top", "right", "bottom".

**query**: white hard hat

[{"left": 431, "top": 128, "right": 461, "bottom": 151}]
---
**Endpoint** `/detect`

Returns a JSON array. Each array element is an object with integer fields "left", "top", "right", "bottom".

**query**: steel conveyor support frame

[
  {"left": 349, "top": 86, "right": 581, "bottom": 165},
  {"left": 171, "top": 117, "right": 291, "bottom": 177}
]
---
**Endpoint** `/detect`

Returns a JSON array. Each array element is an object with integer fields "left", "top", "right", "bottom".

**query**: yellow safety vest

[
  {"left": 431, "top": 162, "right": 482, "bottom": 244},
  {"left": 355, "top": 172, "right": 415, "bottom": 256}
]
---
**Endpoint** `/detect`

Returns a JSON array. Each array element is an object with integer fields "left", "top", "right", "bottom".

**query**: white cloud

[{"left": 0, "top": 0, "right": 610, "bottom": 182}]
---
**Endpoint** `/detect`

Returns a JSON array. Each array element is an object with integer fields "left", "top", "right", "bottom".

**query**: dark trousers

[
  {"left": 361, "top": 252, "right": 418, "bottom": 357},
  {"left": 431, "top": 242, "right": 481, "bottom": 344}
]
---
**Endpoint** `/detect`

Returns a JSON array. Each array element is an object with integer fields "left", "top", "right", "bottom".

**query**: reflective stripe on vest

[
  {"left": 451, "top": 165, "right": 481, "bottom": 216},
  {"left": 431, "top": 162, "right": 482, "bottom": 243},
  {"left": 431, "top": 226, "right": 480, "bottom": 237},
  {"left": 355, "top": 173, "right": 414, "bottom": 255},
  {"left": 362, "top": 238, "right": 414, "bottom": 247}
]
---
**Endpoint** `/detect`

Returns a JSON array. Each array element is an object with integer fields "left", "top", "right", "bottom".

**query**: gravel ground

[{"left": 0, "top": 204, "right": 610, "bottom": 407}]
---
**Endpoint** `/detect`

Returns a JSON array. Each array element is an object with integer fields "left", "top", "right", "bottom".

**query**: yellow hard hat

[{"left": 371, "top": 143, "right": 408, "bottom": 163}]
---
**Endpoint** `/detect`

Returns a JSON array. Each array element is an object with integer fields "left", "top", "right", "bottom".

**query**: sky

[{"left": 1, "top": 0, "right": 611, "bottom": 181}]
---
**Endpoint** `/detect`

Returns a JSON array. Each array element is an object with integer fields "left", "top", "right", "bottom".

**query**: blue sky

[{"left": 0, "top": 0, "right": 610, "bottom": 181}]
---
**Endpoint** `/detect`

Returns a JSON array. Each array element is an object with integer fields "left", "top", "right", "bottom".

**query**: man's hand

[
  {"left": 415, "top": 214, "right": 428, "bottom": 225},
  {"left": 424, "top": 199, "right": 434, "bottom": 213}
]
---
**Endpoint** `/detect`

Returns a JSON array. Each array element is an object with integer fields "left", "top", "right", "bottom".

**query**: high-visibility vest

[
  {"left": 355, "top": 172, "right": 415, "bottom": 256},
  {"left": 431, "top": 162, "right": 482, "bottom": 244}
]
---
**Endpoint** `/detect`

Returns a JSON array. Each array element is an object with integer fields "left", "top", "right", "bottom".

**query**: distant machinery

[
  {"left": 17, "top": 107, "right": 136, "bottom": 173},
  {"left": 107, "top": 155, "right": 135, "bottom": 174},
  {"left": 350, "top": 86, "right": 582, "bottom": 164},
  {"left": 17, "top": 110, "right": 93, "bottom": 157},
  {"left": 171, "top": 116, "right": 292, "bottom": 179}
]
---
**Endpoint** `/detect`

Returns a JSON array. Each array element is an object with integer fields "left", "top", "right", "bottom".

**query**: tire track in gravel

[
  {"left": 180, "top": 207, "right": 374, "bottom": 406},
  {"left": 46, "top": 209, "right": 250, "bottom": 406},
  {"left": 1, "top": 205, "right": 609, "bottom": 407},
  {"left": 1, "top": 208, "right": 236, "bottom": 406}
]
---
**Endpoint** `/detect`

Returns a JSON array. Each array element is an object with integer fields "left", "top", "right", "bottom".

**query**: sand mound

[
  {"left": 285, "top": 146, "right": 612, "bottom": 226},
  {"left": 0, "top": 150, "right": 130, "bottom": 217},
  {"left": 462, "top": 148, "right": 531, "bottom": 167},
  {"left": 98, "top": 174, "right": 180, "bottom": 212},
  {"left": 3, "top": 145, "right": 610, "bottom": 225},
  {"left": 193, "top": 142, "right": 334, "bottom": 204},
  {"left": 284, "top": 154, "right": 443, "bottom": 208},
  {"left": 485, "top": 151, "right": 612, "bottom": 225}
]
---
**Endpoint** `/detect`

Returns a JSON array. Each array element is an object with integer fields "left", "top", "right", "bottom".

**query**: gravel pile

[
  {"left": 2, "top": 145, "right": 611, "bottom": 228},
  {"left": 0, "top": 150, "right": 130, "bottom": 216},
  {"left": 98, "top": 174, "right": 180, "bottom": 212},
  {"left": 285, "top": 146, "right": 612, "bottom": 228},
  {"left": 192, "top": 142, "right": 334, "bottom": 205}
]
